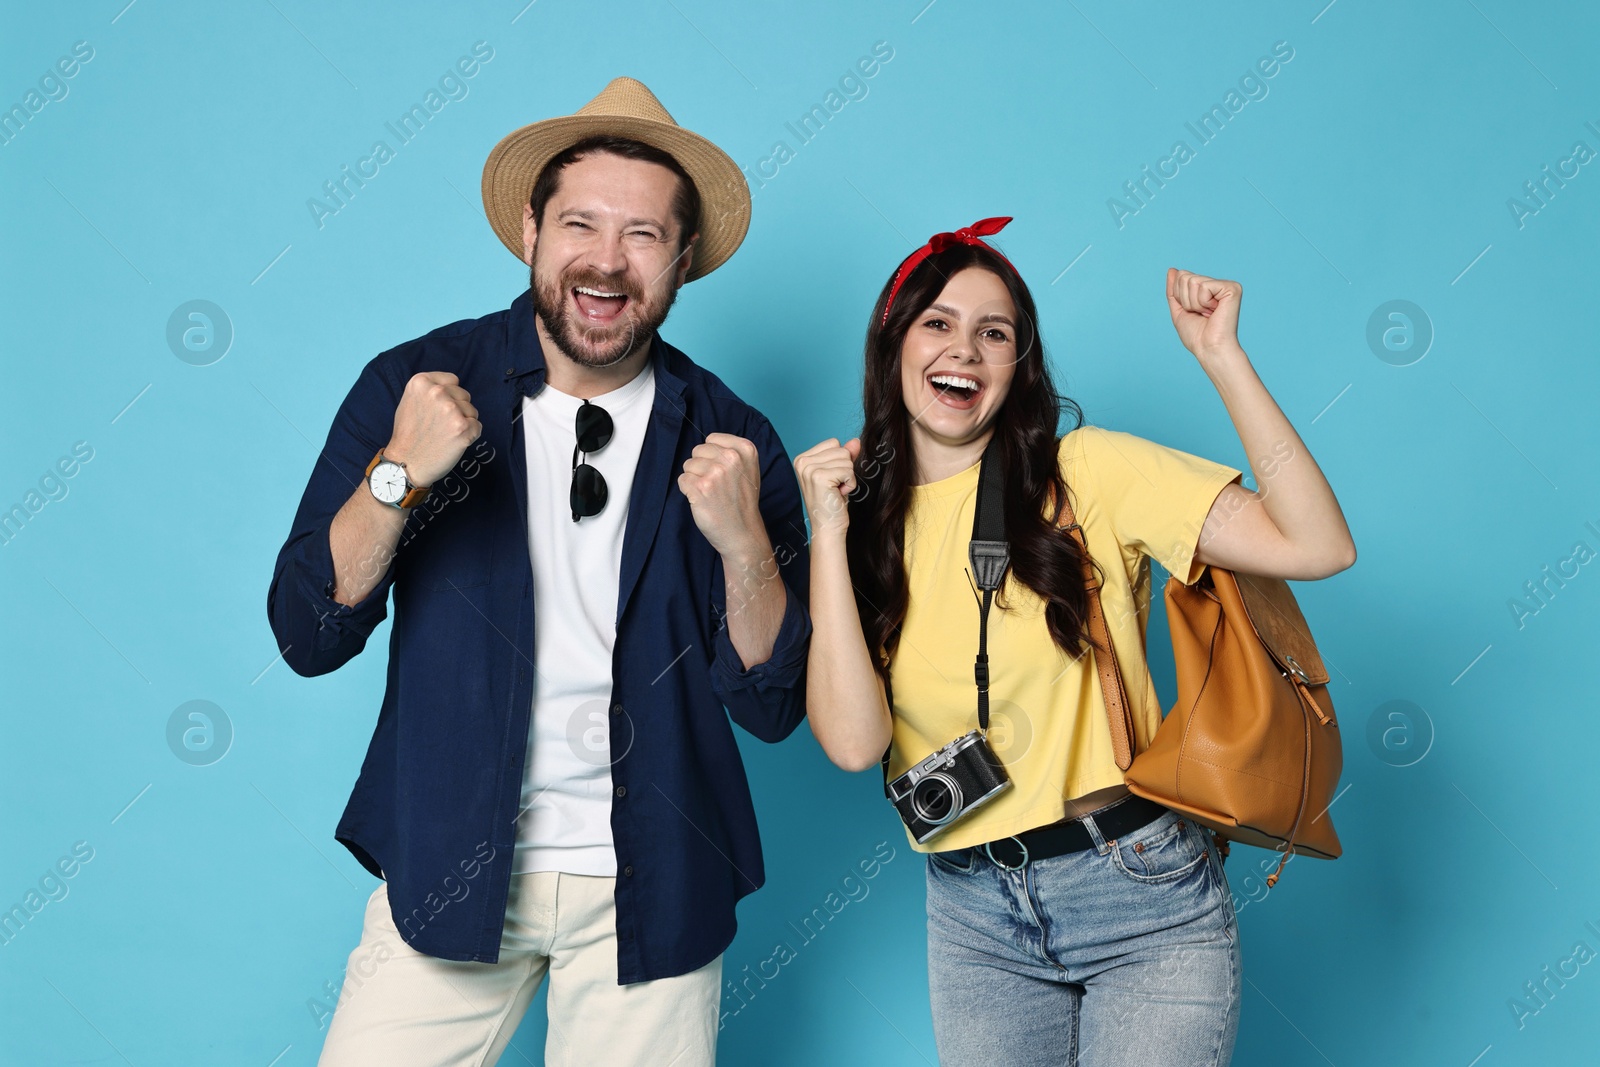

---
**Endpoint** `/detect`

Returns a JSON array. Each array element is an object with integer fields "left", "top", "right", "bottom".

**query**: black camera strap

[
  {"left": 879, "top": 433, "right": 1011, "bottom": 797},
  {"left": 968, "top": 433, "right": 1011, "bottom": 733}
]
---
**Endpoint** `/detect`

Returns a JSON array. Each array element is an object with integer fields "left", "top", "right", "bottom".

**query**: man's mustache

[{"left": 561, "top": 269, "right": 644, "bottom": 304}]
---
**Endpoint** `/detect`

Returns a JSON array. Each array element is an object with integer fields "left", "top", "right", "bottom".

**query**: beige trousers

[{"left": 317, "top": 872, "right": 722, "bottom": 1067}]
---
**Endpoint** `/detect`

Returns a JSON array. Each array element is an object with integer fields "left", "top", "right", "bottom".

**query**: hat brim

[{"left": 481, "top": 114, "right": 750, "bottom": 282}]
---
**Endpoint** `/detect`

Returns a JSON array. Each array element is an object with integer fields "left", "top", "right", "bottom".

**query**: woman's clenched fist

[{"left": 794, "top": 437, "right": 861, "bottom": 539}]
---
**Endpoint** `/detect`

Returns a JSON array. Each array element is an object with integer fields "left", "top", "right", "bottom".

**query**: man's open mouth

[
  {"left": 929, "top": 372, "right": 983, "bottom": 409},
  {"left": 572, "top": 285, "right": 630, "bottom": 324}
]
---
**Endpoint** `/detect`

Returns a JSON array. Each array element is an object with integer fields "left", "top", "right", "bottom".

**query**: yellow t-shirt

[{"left": 886, "top": 424, "right": 1243, "bottom": 853}]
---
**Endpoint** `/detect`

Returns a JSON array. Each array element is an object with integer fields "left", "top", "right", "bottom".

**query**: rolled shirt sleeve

[
  {"left": 712, "top": 580, "right": 808, "bottom": 686},
  {"left": 267, "top": 354, "right": 405, "bottom": 677},
  {"left": 707, "top": 414, "right": 813, "bottom": 743}
]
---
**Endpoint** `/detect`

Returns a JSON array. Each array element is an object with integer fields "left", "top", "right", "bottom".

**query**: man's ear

[
  {"left": 521, "top": 202, "right": 538, "bottom": 265},
  {"left": 674, "top": 234, "right": 699, "bottom": 286}
]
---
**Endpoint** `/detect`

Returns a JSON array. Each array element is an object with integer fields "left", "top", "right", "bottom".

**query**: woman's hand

[
  {"left": 1166, "top": 268, "right": 1243, "bottom": 361},
  {"left": 793, "top": 437, "right": 861, "bottom": 539},
  {"left": 795, "top": 435, "right": 894, "bottom": 771},
  {"left": 1167, "top": 267, "right": 1358, "bottom": 579}
]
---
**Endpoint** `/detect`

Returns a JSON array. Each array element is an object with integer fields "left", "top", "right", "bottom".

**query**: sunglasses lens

[
  {"left": 571, "top": 463, "right": 608, "bottom": 519},
  {"left": 575, "top": 403, "right": 613, "bottom": 455}
]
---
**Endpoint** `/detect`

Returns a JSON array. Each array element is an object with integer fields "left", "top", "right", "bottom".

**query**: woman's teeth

[{"left": 930, "top": 373, "right": 981, "bottom": 402}]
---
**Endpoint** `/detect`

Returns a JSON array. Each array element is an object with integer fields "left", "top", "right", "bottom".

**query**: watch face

[{"left": 370, "top": 461, "right": 408, "bottom": 504}]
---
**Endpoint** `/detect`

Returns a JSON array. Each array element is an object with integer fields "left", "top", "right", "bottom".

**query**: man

[{"left": 266, "top": 77, "right": 812, "bottom": 1066}]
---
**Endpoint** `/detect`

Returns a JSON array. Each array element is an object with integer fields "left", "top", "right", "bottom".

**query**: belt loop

[{"left": 1080, "top": 810, "right": 1112, "bottom": 854}]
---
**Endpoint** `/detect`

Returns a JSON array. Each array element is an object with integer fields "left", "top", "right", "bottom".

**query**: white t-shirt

[{"left": 513, "top": 358, "right": 656, "bottom": 875}]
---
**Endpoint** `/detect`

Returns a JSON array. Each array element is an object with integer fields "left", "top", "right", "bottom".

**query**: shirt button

[
  {"left": 623, "top": 865, "right": 634, "bottom": 877},
  {"left": 615, "top": 786, "right": 626, "bottom": 798},
  {"left": 611, "top": 703, "right": 624, "bottom": 717}
]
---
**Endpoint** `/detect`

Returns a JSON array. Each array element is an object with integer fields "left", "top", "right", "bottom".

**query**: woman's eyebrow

[
  {"left": 975, "top": 312, "right": 1016, "bottom": 327},
  {"left": 925, "top": 302, "right": 962, "bottom": 319}
]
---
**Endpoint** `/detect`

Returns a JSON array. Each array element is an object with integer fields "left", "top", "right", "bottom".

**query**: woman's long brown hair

[{"left": 845, "top": 242, "right": 1107, "bottom": 684}]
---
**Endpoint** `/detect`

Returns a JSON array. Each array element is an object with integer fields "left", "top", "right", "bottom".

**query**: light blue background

[{"left": 3, "top": 1, "right": 1598, "bottom": 1063}]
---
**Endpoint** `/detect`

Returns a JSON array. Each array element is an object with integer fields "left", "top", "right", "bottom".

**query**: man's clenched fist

[
  {"left": 677, "top": 432, "right": 768, "bottom": 562},
  {"left": 385, "top": 372, "right": 481, "bottom": 486}
]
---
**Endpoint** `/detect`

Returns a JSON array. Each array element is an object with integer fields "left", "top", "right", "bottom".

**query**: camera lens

[{"left": 911, "top": 773, "right": 961, "bottom": 826}]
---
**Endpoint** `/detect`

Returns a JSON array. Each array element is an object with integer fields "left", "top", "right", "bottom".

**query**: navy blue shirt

[{"left": 266, "top": 288, "right": 812, "bottom": 983}]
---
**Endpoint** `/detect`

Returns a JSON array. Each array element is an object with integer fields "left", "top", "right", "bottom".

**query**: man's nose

[{"left": 585, "top": 231, "right": 627, "bottom": 278}]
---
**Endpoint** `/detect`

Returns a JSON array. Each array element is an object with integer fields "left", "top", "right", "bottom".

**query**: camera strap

[{"left": 880, "top": 432, "right": 1012, "bottom": 797}]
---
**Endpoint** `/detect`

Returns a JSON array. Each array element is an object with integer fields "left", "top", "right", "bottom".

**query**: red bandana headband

[{"left": 880, "top": 216, "right": 1018, "bottom": 327}]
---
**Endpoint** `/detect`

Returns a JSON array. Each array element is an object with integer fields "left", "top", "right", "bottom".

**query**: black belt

[{"left": 947, "top": 794, "right": 1172, "bottom": 871}]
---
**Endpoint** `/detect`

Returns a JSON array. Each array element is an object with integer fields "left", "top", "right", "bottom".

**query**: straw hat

[{"left": 480, "top": 76, "right": 750, "bottom": 282}]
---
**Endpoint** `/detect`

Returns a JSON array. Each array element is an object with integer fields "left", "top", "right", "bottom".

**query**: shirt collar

[{"left": 503, "top": 288, "right": 546, "bottom": 396}]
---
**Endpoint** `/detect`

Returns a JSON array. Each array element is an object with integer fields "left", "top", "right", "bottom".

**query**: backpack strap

[{"left": 1051, "top": 484, "right": 1137, "bottom": 771}]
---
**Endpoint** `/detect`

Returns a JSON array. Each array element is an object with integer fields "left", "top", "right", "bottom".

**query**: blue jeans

[{"left": 924, "top": 802, "right": 1241, "bottom": 1066}]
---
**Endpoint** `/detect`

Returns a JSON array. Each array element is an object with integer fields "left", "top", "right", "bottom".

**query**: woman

[{"left": 794, "top": 217, "right": 1355, "bottom": 1066}]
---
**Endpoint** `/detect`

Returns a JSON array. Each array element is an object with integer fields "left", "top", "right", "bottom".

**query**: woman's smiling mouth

[{"left": 928, "top": 371, "right": 984, "bottom": 409}]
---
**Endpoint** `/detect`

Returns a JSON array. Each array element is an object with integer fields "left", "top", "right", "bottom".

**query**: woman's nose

[{"left": 945, "top": 333, "right": 979, "bottom": 362}]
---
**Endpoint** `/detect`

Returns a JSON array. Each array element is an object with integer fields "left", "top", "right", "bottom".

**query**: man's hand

[
  {"left": 677, "top": 432, "right": 768, "bottom": 561},
  {"left": 385, "top": 372, "right": 482, "bottom": 486},
  {"left": 680, "top": 432, "right": 788, "bottom": 672}
]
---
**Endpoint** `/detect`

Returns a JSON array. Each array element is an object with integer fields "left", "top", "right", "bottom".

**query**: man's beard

[{"left": 529, "top": 254, "right": 679, "bottom": 369}]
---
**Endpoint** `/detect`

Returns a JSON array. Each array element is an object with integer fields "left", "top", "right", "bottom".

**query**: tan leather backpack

[{"left": 1057, "top": 496, "right": 1344, "bottom": 886}]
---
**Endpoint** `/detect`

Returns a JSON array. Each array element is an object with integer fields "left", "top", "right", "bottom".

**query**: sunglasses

[{"left": 570, "top": 399, "right": 614, "bottom": 522}]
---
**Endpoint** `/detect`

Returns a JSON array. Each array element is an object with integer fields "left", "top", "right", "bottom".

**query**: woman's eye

[
  {"left": 984, "top": 329, "right": 1011, "bottom": 343},
  {"left": 922, "top": 318, "right": 947, "bottom": 330}
]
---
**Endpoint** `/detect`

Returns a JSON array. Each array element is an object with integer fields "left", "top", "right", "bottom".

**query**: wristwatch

[{"left": 365, "top": 450, "right": 431, "bottom": 509}]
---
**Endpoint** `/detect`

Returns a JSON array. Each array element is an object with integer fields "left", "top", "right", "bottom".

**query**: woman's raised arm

[
  {"left": 1167, "top": 267, "right": 1358, "bottom": 580},
  {"left": 793, "top": 437, "right": 894, "bottom": 772}
]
